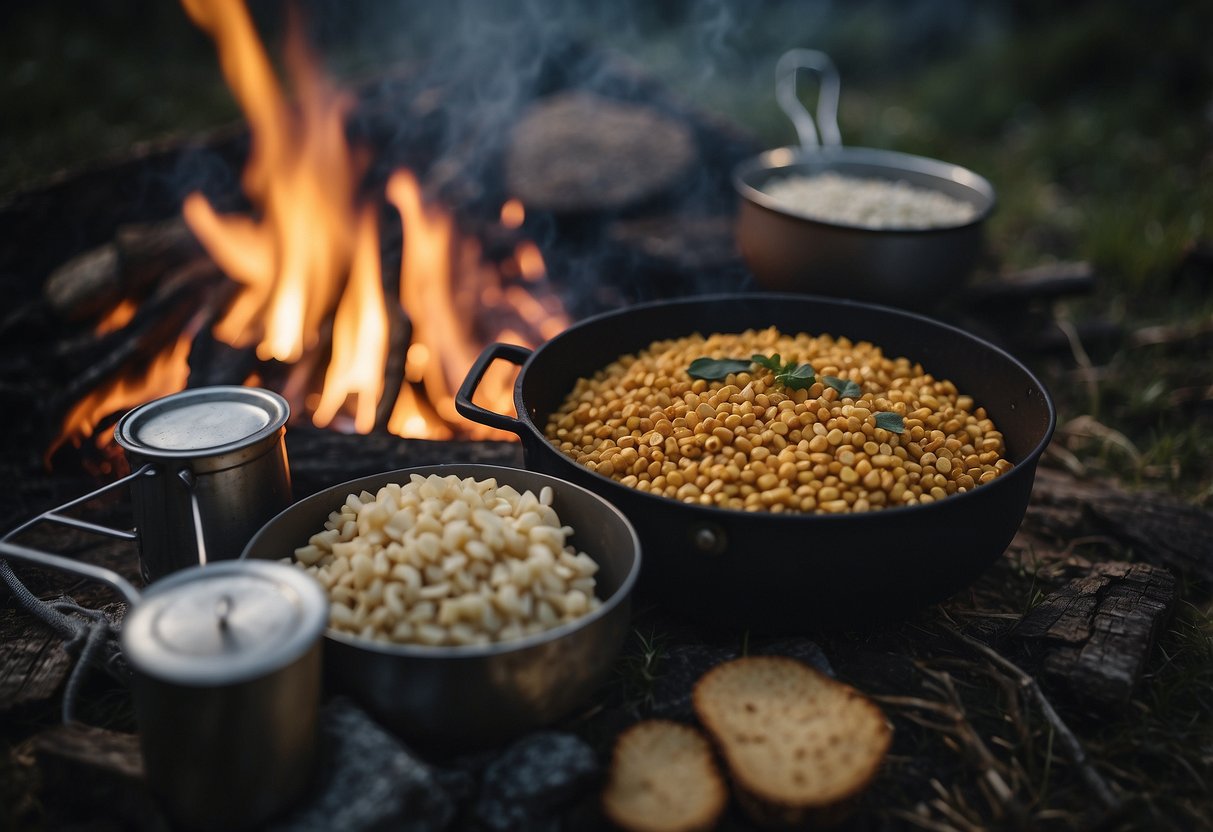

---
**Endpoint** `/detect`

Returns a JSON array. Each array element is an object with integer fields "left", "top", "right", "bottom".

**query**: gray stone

[
  {"left": 273, "top": 698, "right": 454, "bottom": 832},
  {"left": 472, "top": 732, "right": 598, "bottom": 832}
]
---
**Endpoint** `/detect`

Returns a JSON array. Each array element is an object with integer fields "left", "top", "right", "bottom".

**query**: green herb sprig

[
  {"left": 686, "top": 357, "right": 753, "bottom": 380},
  {"left": 822, "top": 376, "right": 862, "bottom": 398},
  {"left": 686, "top": 353, "right": 816, "bottom": 390},
  {"left": 687, "top": 354, "right": 904, "bottom": 432},
  {"left": 875, "top": 412, "right": 906, "bottom": 433}
]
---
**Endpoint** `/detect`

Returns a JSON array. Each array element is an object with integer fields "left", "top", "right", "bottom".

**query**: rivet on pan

[{"left": 693, "top": 526, "right": 721, "bottom": 553}]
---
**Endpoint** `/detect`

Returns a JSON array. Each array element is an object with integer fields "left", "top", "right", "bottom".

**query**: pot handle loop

[
  {"left": 455, "top": 342, "right": 532, "bottom": 436},
  {"left": 177, "top": 468, "right": 209, "bottom": 566},
  {"left": 0, "top": 463, "right": 158, "bottom": 603},
  {"left": 776, "top": 48, "right": 842, "bottom": 151},
  {"left": 3, "top": 462, "right": 156, "bottom": 545}
]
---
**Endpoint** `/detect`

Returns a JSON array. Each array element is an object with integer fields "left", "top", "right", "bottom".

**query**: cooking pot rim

[
  {"left": 246, "top": 462, "right": 642, "bottom": 660},
  {"left": 733, "top": 145, "right": 997, "bottom": 235},
  {"left": 508, "top": 292, "right": 1056, "bottom": 524}
]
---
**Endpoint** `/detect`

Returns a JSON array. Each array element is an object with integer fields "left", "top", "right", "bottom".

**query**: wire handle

[{"left": 776, "top": 48, "right": 842, "bottom": 151}]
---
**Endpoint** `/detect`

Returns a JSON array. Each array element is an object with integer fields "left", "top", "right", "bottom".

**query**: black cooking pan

[{"left": 457, "top": 293, "right": 1054, "bottom": 630}]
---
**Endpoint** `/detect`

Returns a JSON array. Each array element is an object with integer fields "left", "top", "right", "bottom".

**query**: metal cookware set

[{"left": 2, "top": 48, "right": 1043, "bottom": 829}]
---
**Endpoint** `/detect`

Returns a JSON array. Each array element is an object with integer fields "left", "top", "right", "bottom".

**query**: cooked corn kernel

[{"left": 543, "top": 327, "right": 1011, "bottom": 514}]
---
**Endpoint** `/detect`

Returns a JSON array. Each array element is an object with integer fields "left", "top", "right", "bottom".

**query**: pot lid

[
  {"left": 115, "top": 386, "right": 289, "bottom": 458},
  {"left": 121, "top": 560, "right": 327, "bottom": 686}
]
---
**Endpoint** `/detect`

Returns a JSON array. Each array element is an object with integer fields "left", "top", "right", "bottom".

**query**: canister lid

[
  {"left": 121, "top": 560, "right": 327, "bottom": 686},
  {"left": 115, "top": 386, "right": 289, "bottom": 458}
]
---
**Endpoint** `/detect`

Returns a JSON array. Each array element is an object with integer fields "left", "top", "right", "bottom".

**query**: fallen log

[
  {"left": 0, "top": 607, "right": 72, "bottom": 711},
  {"left": 1011, "top": 561, "right": 1178, "bottom": 711},
  {"left": 1026, "top": 467, "right": 1213, "bottom": 585}
]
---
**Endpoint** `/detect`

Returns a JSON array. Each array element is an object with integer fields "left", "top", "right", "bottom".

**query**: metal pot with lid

[
  {"left": 733, "top": 49, "right": 997, "bottom": 309},
  {"left": 0, "top": 541, "right": 326, "bottom": 831}
]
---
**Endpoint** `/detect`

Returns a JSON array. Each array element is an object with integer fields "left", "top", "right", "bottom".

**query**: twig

[
  {"left": 922, "top": 667, "right": 1028, "bottom": 827},
  {"left": 1054, "top": 312, "right": 1100, "bottom": 417},
  {"left": 937, "top": 619, "right": 1122, "bottom": 813}
]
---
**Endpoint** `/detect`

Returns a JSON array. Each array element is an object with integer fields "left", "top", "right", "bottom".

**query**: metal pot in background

[
  {"left": 734, "top": 49, "right": 997, "bottom": 309},
  {"left": 0, "top": 543, "right": 326, "bottom": 831}
]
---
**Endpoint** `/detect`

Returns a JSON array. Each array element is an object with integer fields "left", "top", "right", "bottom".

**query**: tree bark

[{"left": 1012, "top": 561, "right": 1178, "bottom": 710}]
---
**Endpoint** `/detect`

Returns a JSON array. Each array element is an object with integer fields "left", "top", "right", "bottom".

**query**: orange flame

[
  {"left": 52, "top": 0, "right": 570, "bottom": 459},
  {"left": 181, "top": 0, "right": 359, "bottom": 363},
  {"left": 47, "top": 332, "right": 196, "bottom": 463},
  {"left": 95, "top": 299, "right": 137, "bottom": 334},
  {"left": 312, "top": 208, "right": 389, "bottom": 434}
]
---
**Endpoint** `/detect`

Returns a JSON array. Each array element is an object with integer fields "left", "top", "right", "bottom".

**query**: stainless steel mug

[{"left": 114, "top": 386, "right": 293, "bottom": 581}]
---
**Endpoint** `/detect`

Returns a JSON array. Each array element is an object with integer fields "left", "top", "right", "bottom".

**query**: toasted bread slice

[
  {"left": 693, "top": 656, "right": 891, "bottom": 828},
  {"left": 602, "top": 720, "right": 728, "bottom": 832}
]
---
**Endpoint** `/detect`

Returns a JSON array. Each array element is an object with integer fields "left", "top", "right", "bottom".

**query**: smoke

[{"left": 173, "top": 0, "right": 1005, "bottom": 314}]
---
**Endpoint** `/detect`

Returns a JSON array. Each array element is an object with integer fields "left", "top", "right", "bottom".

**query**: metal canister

[
  {"left": 114, "top": 386, "right": 292, "bottom": 582},
  {"left": 121, "top": 560, "right": 327, "bottom": 831}
]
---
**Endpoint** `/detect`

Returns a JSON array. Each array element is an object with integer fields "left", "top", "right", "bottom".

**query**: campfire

[{"left": 52, "top": 0, "right": 570, "bottom": 459}]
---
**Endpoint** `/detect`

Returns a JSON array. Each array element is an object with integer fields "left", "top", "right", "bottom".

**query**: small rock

[
  {"left": 473, "top": 732, "right": 598, "bottom": 832},
  {"left": 273, "top": 699, "right": 453, "bottom": 832}
]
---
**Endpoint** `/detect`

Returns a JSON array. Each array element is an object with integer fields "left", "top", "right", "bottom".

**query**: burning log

[
  {"left": 42, "top": 217, "right": 202, "bottom": 323},
  {"left": 49, "top": 259, "right": 222, "bottom": 418},
  {"left": 1011, "top": 562, "right": 1178, "bottom": 711}
]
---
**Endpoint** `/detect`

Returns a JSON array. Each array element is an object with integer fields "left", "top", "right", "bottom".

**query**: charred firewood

[
  {"left": 1025, "top": 467, "right": 1213, "bottom": 585},
  {"left": 48, "top": 260, "right": 222, "bottom": 416},
  {"left": 374, "top": 299, "right": 411, "bottom": 433},
  {"left": 43, "top": 217, "right": 203, "bottom": 323},
  {"left": 1011, "top": 562, "right": 1178, "bottom": 711}
]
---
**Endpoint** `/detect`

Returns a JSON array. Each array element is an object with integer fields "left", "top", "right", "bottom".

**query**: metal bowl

[
  {"left": 241, "top": 463, "right": 641, "bottom": 750},
  {"left": 734, "top": 49, "right": 996, "bottom": 309}
]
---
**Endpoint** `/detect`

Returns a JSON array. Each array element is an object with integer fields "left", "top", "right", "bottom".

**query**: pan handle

[
  {"left": 455, "top": 342, "right": 532, "bottom": 436},
  {"left": 776, "top": 48, "right": 842, "bottom": 151}
]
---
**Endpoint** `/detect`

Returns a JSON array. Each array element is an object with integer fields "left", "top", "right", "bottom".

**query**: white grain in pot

[
  {"left": 763, "top": 171, "right": 979, "bottom": 230},
  {"left": 291, "top": 474, "right": 603, "bottom": 647}
]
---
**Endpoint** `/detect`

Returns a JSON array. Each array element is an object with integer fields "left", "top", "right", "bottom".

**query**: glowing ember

[
  {"left": 52, "top": 0, "right": 569, "bottom": 458},
  {"left": 500, "top": 199, "right": 525, "bottom": 229},
  {"left": 48, "top": 332, "right": 196, "bottom": 463},
  {"left": 95, "top": 299, "right": 137, "bottom": 335}
]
